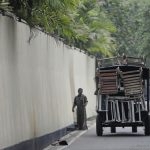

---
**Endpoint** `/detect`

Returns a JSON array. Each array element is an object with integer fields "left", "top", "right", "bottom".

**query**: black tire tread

[
  {"left": 96, "top": 114, "right": 103, "bottom": 136},
  {"left": 132, "top": 126, "right": 137, "bottom": 133},
  {"left": 111, "top": 127, "right": 116, "bottom": 133},
  {"left": 145, "top": 114, "right": 150, "bottom": 136}
]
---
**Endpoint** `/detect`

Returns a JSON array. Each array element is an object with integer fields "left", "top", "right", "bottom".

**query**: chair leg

[
  {"left": 106, "top": 98, "right": 109, "bottom": 122},
  {"left": 113, "top": 101, "right": 117, "bottom": 121},
  {"left": 111, "top": 101, "right": 115, "bottom": 121},
  {"left": 121, "top": 101, "right": 126, "bottom": 122},
  {"left": 131, "top": 101, "right": 135, "bottom": 122},
  {"left": 128, "top": 101, "right": 132, "bottom": 122},
  {"left": 141, "top": 96, "right": 146, "bottom": 111},
  {"left": 138, "top": 102, "right": 141, "bottom": 121},
  {"left": 116, "top": 100, "right": 121, "bottom": 122}
]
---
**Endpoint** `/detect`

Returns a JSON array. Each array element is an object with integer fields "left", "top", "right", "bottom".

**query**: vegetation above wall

[
  {"left": 0, "top": 0, "right": 150, "bottom": 62},
  {"left": 0, "top": 0, "right": 116, "bottom": 56},
  {"left": 102, "top": 0, "right": 150, "bottom": 60}
]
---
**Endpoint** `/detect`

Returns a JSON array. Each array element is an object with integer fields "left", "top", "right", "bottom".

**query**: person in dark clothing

[{"left": 72, "top": 88, "right": 88, "bottom": 130}]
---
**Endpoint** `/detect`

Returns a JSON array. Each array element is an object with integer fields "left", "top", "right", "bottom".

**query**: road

[{"left": 63, "top": 126, "right": 150, "bottom": 150}]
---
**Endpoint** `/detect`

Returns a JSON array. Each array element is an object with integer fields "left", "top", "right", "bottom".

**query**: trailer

[{"left": 95, "top": 56, "right": 150, "bottom": 136}]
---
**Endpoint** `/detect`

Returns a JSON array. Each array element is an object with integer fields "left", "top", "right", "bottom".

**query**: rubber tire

[
  {"left": 132, "top": 126, "right": 137, "bottom": 133},
  {"left": 111, "top": 127, "right": 116, "bottom": 133},
  {"left": 96, "top": 114, "right": 103, "bottom": 136},
  {"left": 145, "top": 114, "right": 150, "bottom": 136}
]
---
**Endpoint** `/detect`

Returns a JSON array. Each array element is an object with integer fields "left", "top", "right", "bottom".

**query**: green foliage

[
  {"left": 102, "top": 0, "right": 150, "bottom": 61},
  {"left": 0, "top": 0, "right": 116, "bottom": 56},
  {"left": 0, "top": 0, "right": 11, "bottom": 11},
  {"left": 72, "top": 0, "right": 116, "bottom": 56},
  {"left": 1, "top": 0, "right": 150, "bottom": 59}
]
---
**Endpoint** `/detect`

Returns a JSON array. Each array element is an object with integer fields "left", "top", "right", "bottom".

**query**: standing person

[{"left": 72, "top": 88, "right": 88, "bottom": 130}]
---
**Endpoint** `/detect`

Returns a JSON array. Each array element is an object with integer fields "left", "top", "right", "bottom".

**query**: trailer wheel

[
  {"left": 96, "top": 114, "right": 103, "bottom": 136},
  {"left": 144, "top": 114, "right": 150, "bottom": 136},
  {"left": 132, "top": 126, "right": 137, "bottom": 133},
  {"left": 111, "top": 127, "right": 116, "bottom": 133}
]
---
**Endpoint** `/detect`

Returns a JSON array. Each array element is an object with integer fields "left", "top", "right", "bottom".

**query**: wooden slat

[
  {"left": 124, "top": 83, "right": 141, "bottom": 87},
  {"left": 101, "top": 79, "right": 117, "bottom": 82},
  {"left": 125, "top": 86, "right": 141, "bottom": 90},
  {"left": 101, "top": 80, "right": 117, "bottom": 83},
  {"left": 101, "top": 88, "right": 117, "bottom": 90},
  {"left": 123, "top": 77, "right": 140, "bottom": 81},
  {"left": 101, "top": 86, "right": 116, "bottom": 89},
  {"left": 101, "top": 83, "right": 117, "bottom": 86},
  {"left": 101, "top": 86, "right": 118, "bottom": 89},
  {"left": 100, "top": 72, "right": 117, "bottom": 77},
  {"left": 124, "top": 85, "right": 141, "bottom": 89},
  {"left": 122, "top": 70, "right": 141, "bottom": 75},
  {"left": 121, "top": 69, "right": 143, "bottom": 96},
  {"left": 125, "top": 88, "right": 142, "bottom": 93},
  {"left": 125, "top": 84, "right": 141, "bottom": 88},
  {"left": 125, "top": 89, "right": 142, "bottom": 93},
  {"left": 102, "top": 85, "right": 117, "bottom": 88},
  {"left": 124, "top": 79, "right": 140, "bottom": 83},
  {"left": 101, "top": 91, "right": 118, "bottom": 94},
  {"left": 100, "top": 69, "right": 117, "bottom": 73},
  {"left": 101, "top": 89, "right": 117, "bottom": 92},
  {"left": 124, "top": 83, "right": 141, "bottom": 86},
  {"left": 101, "top": 89, "right": 118, "bottom": 92},
  {"left": 101, "top": 81, "right": 117, "bottom": 84},
  {"left": 100, "top": 76, "right": 117, "bottom": 81},
  {"left": 125, "top": 85, "right": 141, "bottom": 88},
  {"left": 99, "top": 69, "right": 118, "bottom": 95},
  {"left": 126, "top": 92, "right": 142, "bottom": 96},
  {"left": 122, "top": 74, "right": 141, "bottom": 79},
  {"left": 101, "top": 85, "right": 117, "bottom": 88},
  {"left": 126, "top": 89, "right": 142, "bottom": 93},
  {"left": 123, "top": 79, "right": 141, "bottom": 83}
]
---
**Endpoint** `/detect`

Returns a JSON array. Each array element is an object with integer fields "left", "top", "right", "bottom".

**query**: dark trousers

[{"left": 77, "top": 108, "right": 87, "bottom": 130}]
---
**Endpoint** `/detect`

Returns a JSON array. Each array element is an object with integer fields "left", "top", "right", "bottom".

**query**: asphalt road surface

[{"left": 63, "top": 126, "right": 150, "bottom": 150}]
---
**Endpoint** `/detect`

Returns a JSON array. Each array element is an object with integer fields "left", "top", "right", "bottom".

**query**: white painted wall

[{"left": 0, "top": 15, "right": 96, "bottom": 149}]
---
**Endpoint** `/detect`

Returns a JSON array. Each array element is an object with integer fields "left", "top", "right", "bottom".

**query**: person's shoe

[{"left": 79, "top": 126, "right": 88, "bottom": 130}]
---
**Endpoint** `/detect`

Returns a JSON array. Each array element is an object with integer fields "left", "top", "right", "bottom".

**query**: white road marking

[{"left": 44, "top": 123, "right": 96, "bottom": 150}]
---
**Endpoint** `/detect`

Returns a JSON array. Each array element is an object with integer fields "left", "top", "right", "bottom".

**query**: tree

[
  {"left": 102, "top": 0, "right": 150, "bottom": 61},
  {"left": 0, "top": 0, "right": 116, "bottom": 56},
  {"left": 72, "top": 0, "right": 116, "bottom": 56},
  {"left": 0, "top": 0, "right": 11, "bottom": 11}
]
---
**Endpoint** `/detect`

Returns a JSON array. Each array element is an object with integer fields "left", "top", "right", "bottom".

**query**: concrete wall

[{"left": 0, "top": 15, "right": 96, "bottom": 149}]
